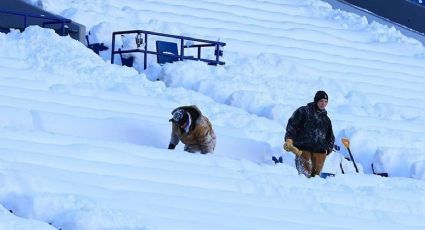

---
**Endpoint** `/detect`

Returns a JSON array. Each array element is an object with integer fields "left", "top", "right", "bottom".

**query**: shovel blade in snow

[{"left": 320, "top": 172, "right": 335, "bottom": 179}]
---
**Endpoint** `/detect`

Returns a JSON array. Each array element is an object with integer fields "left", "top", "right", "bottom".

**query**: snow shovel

[
  {"left": 320, "top": 144, "right": 341, "bottom": 178},
  {"left": 341, "top": 138, "right": 359, "bottom": 173},
  {"left": 371, "top": 163, "right": 388, "bottom": 177}
]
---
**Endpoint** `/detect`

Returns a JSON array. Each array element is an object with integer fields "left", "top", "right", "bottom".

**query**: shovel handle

[
  {"left": 341, "top": 137, "right": 359, "bottom": 173},
  {"left": 341, "top": 138, "right": 350, "bottom": 148}
]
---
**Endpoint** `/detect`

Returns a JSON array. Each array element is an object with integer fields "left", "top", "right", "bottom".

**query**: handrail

[
  {"left": 0, "top": 9, "right": 71, "bottom": 35},
  {"left": 111, "top": 29, "right": 226, "bottom": 69}
]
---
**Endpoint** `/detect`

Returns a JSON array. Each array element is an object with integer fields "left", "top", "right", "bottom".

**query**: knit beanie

[{"left": 314, "top": 90, "right": 328, "bottom": 103}]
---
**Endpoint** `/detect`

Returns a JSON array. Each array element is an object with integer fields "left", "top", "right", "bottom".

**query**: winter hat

[
  {"left": 314, "top": 90, "right": 328, "bottom": 103},
  {"left": 169, "top": 109, "right": 189, "bottom": 126}
]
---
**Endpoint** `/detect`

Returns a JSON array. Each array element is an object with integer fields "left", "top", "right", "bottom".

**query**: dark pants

[{"left": 295, "top": 151, "right": 326, "bottom": 177}]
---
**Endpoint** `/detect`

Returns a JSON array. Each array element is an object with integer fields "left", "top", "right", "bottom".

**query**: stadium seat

[
  {"left": 118, "top": 48, "right": 134, "bottom": 67},
  {"left": 85, "top": 35, "right": 108, "bottom": 55},
  {"left": 156, "top": 40, "right": 179, "bottom": 64}
]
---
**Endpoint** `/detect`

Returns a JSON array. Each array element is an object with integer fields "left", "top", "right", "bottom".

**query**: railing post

[
  {"left": 215, "top": 43, "right": 220, "bottom": 65},
  {"left": 180, "top": 38, "right": 184, "bottom": 61},
  {"left": 144, "top": 32, "right": 148, "bottom": 69},
  {"left": 111, "top": 33, "right": 116, "bottom": 64},
  {"left": 197, "top": 47, "right": 201, "bottom": 60},
  {"left": 61, "top": 22, "right": 65, "bottom": 35}
]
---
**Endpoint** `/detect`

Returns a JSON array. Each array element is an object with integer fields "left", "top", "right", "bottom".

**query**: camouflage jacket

[
  {"left": 170, "top": 105, "right": 216, "bottom": 154},
  {"left": 285, "top": 102, "right": 335, "bottom": 154}
]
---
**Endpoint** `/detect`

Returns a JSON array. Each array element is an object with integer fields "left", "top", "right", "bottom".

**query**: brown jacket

[{"left": 170, "top": 105, "right": 216, "bottom": 154}]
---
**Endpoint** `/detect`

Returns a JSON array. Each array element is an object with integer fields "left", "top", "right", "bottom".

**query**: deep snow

[{"left": 1, "top": 0, "right": 425, "bottom": 229}]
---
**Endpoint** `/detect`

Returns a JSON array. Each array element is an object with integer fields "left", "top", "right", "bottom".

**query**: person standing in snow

[
  {"left": 168, "top": 105, "right": 216, "bottom": 154},
  {"left": 283, "top": 91, "right": 335, "bottom": 177}
]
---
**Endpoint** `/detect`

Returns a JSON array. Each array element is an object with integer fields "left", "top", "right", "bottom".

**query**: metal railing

[
  {"left": 0, "top": 9, "right": 71, "bottom": 35},
  {"left": 111, "top": 30, "right": 226, "bottom": 69}
]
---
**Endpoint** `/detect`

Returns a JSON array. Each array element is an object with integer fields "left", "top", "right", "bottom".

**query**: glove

[
  {"left": 168, "top": 143, "right": 176, "bottom": 150},
  {"left": 283, "top": 139, "right": 294, "bottom": 152},
  {"left": 283, "top": 139, "right": 302, "bottom": 157},
  {"left": 293, "top": 149, "right": 303, "bottom": 157}
]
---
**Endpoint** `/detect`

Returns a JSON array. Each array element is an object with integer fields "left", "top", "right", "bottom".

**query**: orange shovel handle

[{"left": 341, "top": 138, "right": 350, "bottom": 148}]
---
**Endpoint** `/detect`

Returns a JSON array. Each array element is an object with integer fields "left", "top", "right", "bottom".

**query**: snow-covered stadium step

[
  {"left": 1, "top": 76, "right": 423, "bottom": 144},
  {"left": 2, "top": 65, "right": 425, "bottom": 110},
  {"left": 110, "top": 1, "right": 425, "bottom": 71},
  {"left": 0, "top": 57, "right": 29, "bottom": 70},
  {"left": 0, "top": 69, "right": 424, "bottom": 134},
  {"left": 0, "top": 111, "right": 272, "bottom": 160},
  {"left": 0, "top": 93, "right": 168, "bottom": 124},
  {"left": 2, "top": 30, "right": 425, "bottom": 113},
  {"left": 0, "top": 76, "right": 51, "bottom": 91},
  {"left": 115, "top": 0, "right": 396, "bottom": 54},
  {"left": 2, "top": 147, "right": 423, "bottom": 227},
  {"left": 0, "top": 135, "right": 271, "bottom": 182},
  {"left": 0, "top": 85, "right": 171, "bottom": 118},
  {"left": 0, "top": 106, "right": 169, "bottom": 147},
  {"left": 0, "top": 131, "right": 422, "bottom": 214},
  {"left": 0, "top": 68, "right": 175, "bottom": 109},
  {"left": 0, "top": 204, "right": 55, "bottom": 230},
  {"left": 2, "top": 100, "right": 423, "bottom": 141},
  {"left": 1, "top": 154, "right": 423, "bottom": 230},
  {"left": 1, "top": 66, "right": 425, "bottom": 130},
  {"left": 0, "top": 103, "right": 422, "bottom": 153},
  {"left": 0, "top": 148, "right": 255, "bottom": 192}
]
